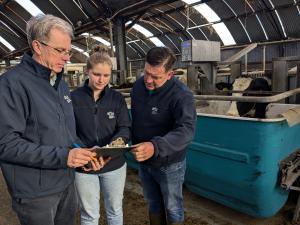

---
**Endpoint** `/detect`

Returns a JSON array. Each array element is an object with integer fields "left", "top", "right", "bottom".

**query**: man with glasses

[{"left": 0, "top": 14, "right": 102, "bottom": 225}]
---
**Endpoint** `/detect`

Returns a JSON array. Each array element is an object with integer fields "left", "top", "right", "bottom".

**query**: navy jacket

[
  {"left": 131, "top": 76, "right": 197, "bottom": 167},
  {"left": 0, "top": 52, "right": 77, "bottom": 199},
  {"left": 71, "top": 81, "right": 131, "bottom": 174}
]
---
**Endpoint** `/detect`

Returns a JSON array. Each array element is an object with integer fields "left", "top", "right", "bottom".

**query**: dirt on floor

[{"left": 0, "top": 168, "right": 300, "bottom": 225}]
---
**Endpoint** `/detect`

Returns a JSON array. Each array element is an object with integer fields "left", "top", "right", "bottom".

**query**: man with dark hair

[
  {"left": 0, "top": 14, "right": 102, "bottom": 225},
  {"left": 131, "top": 47, "right": 197, "bottom": 225}
]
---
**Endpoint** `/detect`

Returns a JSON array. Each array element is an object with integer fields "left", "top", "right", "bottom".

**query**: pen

[{"left": 72, "top": 143, "right": 81, "bottom": 148}]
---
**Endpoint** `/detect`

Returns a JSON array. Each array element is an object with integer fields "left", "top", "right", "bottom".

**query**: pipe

[
  {"left": 262, "top": 45, "right": 266, "bottom": 72},
  {"left": 245, "top": 54, "right": 248, "bottom": 74},
  {"left": 222, "top": 38, "right": 300, "bottom": 50},
  {"left": 116, "top": 87, "right": 300, "bottom": 103},
  {"left": 108, "top": 20, "right": 114, "bottom": 57},
  {"left": 194, "top": 88, "right": 300, "bottom": 103},
  {"left": 129, "top": 61, "right": 132, "bottom": 77}
]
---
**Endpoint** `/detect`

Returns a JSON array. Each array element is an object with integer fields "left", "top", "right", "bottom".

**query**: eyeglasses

[{"left": 39, "top": 41, "right": 73, "bottom": 57}]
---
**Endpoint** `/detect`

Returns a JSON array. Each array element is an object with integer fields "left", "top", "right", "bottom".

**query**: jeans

[
  {"left": 139, "top": 159, "right": 186, "bottom": 224},
  {"left": 12, "top": 182, "right": 77, "bottom": 225},
  {"left": 75, "top": 163, "right": 126, "bottom": 225}
]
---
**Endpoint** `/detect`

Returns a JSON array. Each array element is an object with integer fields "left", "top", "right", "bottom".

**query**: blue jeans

[
  {"left": 75, "top": 163, "right": 126, "bottom": 225},
  {"left": 139, "top": 159, "right": 186, "bottom": 224}
]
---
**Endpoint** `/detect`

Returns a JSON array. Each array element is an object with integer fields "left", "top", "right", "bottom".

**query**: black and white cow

[
  {"left": 217, "top": 77, "right": 271, "bottom": 118},
  {"left": 236, "top": 78, "right": 271, "bottom": 118}
]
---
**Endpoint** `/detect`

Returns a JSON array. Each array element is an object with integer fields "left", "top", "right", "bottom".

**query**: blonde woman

[{"left": 71, "top": 45, "right": 131, "bottom": 225}]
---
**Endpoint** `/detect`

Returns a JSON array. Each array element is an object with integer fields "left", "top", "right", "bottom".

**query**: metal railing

[
  {"left": 194, "top": 88, "right": 300, "bottom": 103},
  {"left": 117, "top": 87, "right": 300, "bottom": 103}
]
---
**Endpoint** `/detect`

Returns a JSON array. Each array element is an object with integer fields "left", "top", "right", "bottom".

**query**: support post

[
  {"left": 272, "top": 60, "right": 288, "bottom": 103},
  {"left": 113, "top": 16, "right": 127, "bottom": 85}
]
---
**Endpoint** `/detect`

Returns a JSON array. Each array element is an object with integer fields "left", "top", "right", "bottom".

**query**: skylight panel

[
  {"left": 183, "top": 0, "right": 198, "bottom": 4},
  {"left": 182, "top": 0, "right": 236, "bottom": 46},
  {"left": 0, "top": 36, "right": 15, "bottom": 51},
  {"left": 222, "top": 0, "right": 251, "bottom": 42},
  {"left": 15, "top": 0, "right": 44, "bottom": 16},
  {"left": 181, "top": 11, "right": 209, "bottom": 40},
  {"left": 193, "top": 3, "right": 220, "bottom": 23},
  {"left": 212, "top": 23, "right": 236, "bottom": 46},
  {"left": 149, "top": 37, "right": 165, "bottom": 47},
  {"left": 131, "top": 24, "right": 152, "bottom": 37},
  {"left": 92, "top": 36, "right": 111, "bottom": 46},
  {"left": 72, "top": 45, "right": 89, "bottom": 57},
  {"left": 81, "top": 33, "right": 110, "bottom": 46},
  {"left": 126, "top": 22, "right": 165, "bottom": 47},
  {"left": 81, "top": 33, "right": 116, "bottom": 52}
]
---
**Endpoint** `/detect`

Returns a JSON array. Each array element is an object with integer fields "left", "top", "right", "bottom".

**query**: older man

[
  {"left": 131, "top": 47, "right": 197, "bottom": 225},
  {"left": 0, "top": 14, "right": 101, "bottom": 225}
]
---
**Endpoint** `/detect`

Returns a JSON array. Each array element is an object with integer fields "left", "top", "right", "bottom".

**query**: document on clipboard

[{"left": 92, "top": 145, "right": 133, "bottom": 158}]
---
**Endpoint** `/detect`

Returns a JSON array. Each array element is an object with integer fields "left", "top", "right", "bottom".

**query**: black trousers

[{"left": 12, "top": 183, "right": 77, "bottom": 225}]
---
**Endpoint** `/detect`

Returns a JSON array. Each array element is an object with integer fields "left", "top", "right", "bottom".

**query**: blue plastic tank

[
  {"left": 126, "top": 103, "right": 300, "bottom": 217},
  {"left": 185, "top": 112, "right": 300, "bottom": 217}
]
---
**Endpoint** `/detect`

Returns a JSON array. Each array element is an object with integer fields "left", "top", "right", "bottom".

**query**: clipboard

[{"left": 92, "top": 146, "right": 133, "bottom": 158}]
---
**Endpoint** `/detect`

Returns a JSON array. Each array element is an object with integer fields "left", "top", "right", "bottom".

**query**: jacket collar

[
  {"left": 83, "top": 79, "right": 109, "bottom": 99},
  {"left": 21, "top": 51, "right": 64, "bottom": 83},
  {"left": 144, "top": 76, "right": 175, "bottom": 95}
]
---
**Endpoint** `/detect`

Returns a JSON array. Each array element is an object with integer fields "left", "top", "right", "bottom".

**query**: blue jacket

[
  {"left": 131, "top": 76, "right": 197, "bottom": 167},
  {"left": 71, "top": 81, "right": 131, "bottom": 174},
  {"left": 0, "top": 52, "right": 77, "bottom": 199}
]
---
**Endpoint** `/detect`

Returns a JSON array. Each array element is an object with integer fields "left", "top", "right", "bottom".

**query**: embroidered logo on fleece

[
  {"left": 151, "top": 107, "right": 158, "bottom": 115},
  {"left": 64, "top": 95, "right": 72, "bottom": 103},
  {"left": 107, "top": 111, "right": 115, "bottom": 119}
]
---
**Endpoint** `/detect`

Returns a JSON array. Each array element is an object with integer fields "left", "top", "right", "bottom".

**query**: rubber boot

[{"left": 149, "top": 213, "right": 167, "bottom": 225}]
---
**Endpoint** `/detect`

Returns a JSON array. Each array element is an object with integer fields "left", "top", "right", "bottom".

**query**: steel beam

[
  {"left": 218, "top": 43, "right": 257, "bottom": 69},
  {"left": 113, "top": 17, "right": 127, "bottom": 85}
]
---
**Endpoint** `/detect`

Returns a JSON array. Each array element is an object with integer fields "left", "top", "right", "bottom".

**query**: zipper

[
  {"left": 39, "top": 169, "right": 42, "bottom": 186},
  {"left": 57, "top": 86, "right": 71, "bottom": 146},
  {"left": 94, "top": 103, "right": 99, "bottom": 143}
]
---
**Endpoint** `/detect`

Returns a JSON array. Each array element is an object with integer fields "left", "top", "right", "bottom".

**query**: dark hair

[
  {"left": 146, "top": 47, "right": 176, "bottom": 72},
  {"left": 87, "top": 44, "right": 112, "bottom": 70}
]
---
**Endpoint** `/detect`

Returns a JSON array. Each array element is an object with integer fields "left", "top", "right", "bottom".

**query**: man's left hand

[{"left": 131, "top": 142, "right": 154, "bottom": 162}]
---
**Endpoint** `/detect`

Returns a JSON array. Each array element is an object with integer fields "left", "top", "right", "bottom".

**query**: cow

[
  {"left": 236, "top": 78, "right": 271, "bottom": 118},
  {"left": 216, "top": 77, "right": 271, "bottom": 118},
  {"left": 216, "top": 82, "right": 233, "bottom": 91}
]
